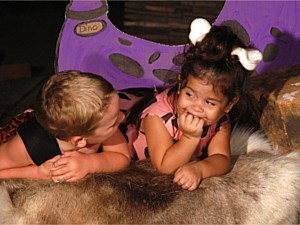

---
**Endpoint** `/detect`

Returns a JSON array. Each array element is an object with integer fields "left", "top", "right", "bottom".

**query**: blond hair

[{"left": 35, "top": 70, "right": 115, "bottom": 140}]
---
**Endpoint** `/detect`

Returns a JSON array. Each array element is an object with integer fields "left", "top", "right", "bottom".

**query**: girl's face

[
  {"left": 177, "top": 75, "right": 236, "bottom": 126},
  {"left": 85, "top": 93, "right": 125, "bottom": 145}
]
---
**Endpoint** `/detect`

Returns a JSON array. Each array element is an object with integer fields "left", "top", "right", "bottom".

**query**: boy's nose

[{"left": 119, "top": 112, "right": 126, "bottom": 123}]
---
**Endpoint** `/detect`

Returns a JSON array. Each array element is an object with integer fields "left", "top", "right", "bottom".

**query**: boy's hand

[
  {"left": 178, "top": 112, "right": 204, "bottom": 139},
  {"left": 173, "top": 161, "right": 203, "bottom": 191},
  {"left": 38, "top": 155, "right": 62, "bottom": 180},
  {"left": 50, "top": 151, "right": 90, "bottom": 182}
]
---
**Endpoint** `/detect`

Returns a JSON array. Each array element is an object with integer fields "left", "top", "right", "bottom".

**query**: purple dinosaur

[
  {"left": 56, "top": 0, "right": 300, "bottom": 90},
  {"left": 56, "top": 0, "right": 184, "bottom": 90}
]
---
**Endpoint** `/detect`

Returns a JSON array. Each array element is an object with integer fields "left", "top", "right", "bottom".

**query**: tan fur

[{"left": 0, "top": 128, "right": 300, "bottom": 224}]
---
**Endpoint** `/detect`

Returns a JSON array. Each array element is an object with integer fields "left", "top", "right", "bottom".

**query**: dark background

[
  {"left": 0, "top": 1, "right": 125, "bottom": 77},
  {"left": 0, "top": 1, "right": 126, "bottom": 124}
]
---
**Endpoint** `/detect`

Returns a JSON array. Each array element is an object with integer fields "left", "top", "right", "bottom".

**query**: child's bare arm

[
  {"left": 199, "top": 123, "right": 232, "bottom": 177},
  {"left": 142, "top": 114, "right": 203, "bottom": 174},
  {"left": 0, "top": 155, "right": 61, "bottom": 180},
  {"left": 0, "top": 165, "right": 49, "bottom": 180},
  {"left": 50, "top": 129, "right": 131, "bottom": 182},
  {"left": 173, "top": 123, "right": 231, "bottom": 190}
]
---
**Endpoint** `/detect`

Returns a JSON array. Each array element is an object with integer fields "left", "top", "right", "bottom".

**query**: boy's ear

[
  {"left": 70, "top": 136, "right": 87, "bottom": 148},
  {"left": 225, "top": 97, "right": 239, "bottom": 113}
]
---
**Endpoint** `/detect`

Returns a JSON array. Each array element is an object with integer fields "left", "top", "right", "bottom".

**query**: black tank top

[{"left": 17, "top": 116, "right": 61, "bottom": 166}]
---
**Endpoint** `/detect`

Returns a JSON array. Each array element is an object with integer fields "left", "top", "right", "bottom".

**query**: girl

[{"left": 129, "top": 18, "right": 263, "bottom": 191}]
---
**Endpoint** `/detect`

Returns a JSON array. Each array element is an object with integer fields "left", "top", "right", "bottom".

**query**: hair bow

[
  {"left": 189, "top": 18, "right": 211, "bottom": 45},
  {"left": 231, "top": 47, "right": 263, "bottom": 71}
]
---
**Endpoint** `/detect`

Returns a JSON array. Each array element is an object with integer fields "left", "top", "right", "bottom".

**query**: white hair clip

[
  {"left": 189, "top": 18, "right": 211, "bottom": 45},
  {"left": 231, "top": 47, "right": 263, "bottom": 71}
]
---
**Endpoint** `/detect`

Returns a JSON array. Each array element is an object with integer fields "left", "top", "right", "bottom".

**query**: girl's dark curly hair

[
  {"left": 168, "top": 25, "right": 262, "bottom": 129},
  {"left": 126, "top": 25, "right": 262, "bottom": 130}
]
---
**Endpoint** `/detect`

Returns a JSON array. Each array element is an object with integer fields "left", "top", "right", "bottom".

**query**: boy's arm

[
  {"left": 0, "top": 166, "right": 48, "bottom": 180},
  {"left": 50, "top": 129, "right": 131, "bottom": 182},
  {"left": 0, "top": 155, "right": 61, "bottom": 180}
]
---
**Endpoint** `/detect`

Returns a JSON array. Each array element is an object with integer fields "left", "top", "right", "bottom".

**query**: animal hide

[{"left": 0, "top": 128, "right": 300, "bottom": 224}]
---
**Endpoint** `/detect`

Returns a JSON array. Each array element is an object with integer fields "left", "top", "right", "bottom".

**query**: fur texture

[{"left": 0, "top": 128, "right": 299, "bottom": 224}]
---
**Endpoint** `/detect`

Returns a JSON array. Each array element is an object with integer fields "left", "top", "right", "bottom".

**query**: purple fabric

[
  {"left": 57, "top": 0, "right": 184, "bottom": 90},
  {"left": 215, "top": 0, "right": 300, "bottom": 74},
  {"left": 56, "top": 0, "right": 300, "bottom": 90}
]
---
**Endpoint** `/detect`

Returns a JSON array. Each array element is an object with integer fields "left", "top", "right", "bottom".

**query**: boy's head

[{"left": 35, "top": 70, "right": 116, "bottom": 141}]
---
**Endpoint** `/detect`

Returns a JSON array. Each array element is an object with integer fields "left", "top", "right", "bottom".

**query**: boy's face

[{"left": 85, "top": 93, "right": 125, "bottom": 145}]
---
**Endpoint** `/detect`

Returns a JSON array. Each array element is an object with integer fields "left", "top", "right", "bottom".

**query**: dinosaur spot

[
  {"left": 118, "top": 38, "right": 132, "bottom": 46},
  {"left": 153, "top": 69, "right": 177, "bottom": 84},
  {"left": 220, "top": 20, "right": 250, "bottom": 46},
  {"left": 270, "top": 27, "right": 282, "bottom": 38},
  {"left": 263, "top": 44, "right": 278, "bottom": 62},
  {"left": 109, "top": 53, "right": 144, "bottom": 78},
  {"left": 173, "top": 53, "right": 185, "bottom": 66},
  {"left": 148, "top": 52, "right": 160, "bottom": 64}
]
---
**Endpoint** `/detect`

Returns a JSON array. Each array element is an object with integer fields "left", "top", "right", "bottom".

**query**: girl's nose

[{"left": 192, "top": 103, "right": 204, "bottom": 113}]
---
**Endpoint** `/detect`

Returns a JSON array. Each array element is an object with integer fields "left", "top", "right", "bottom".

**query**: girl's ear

[
  {"left": 70, "top": 136, "right": 87, "bottom": 148},
  {"left": 225, "top": 97, "right": 239, "bottom": 113}
]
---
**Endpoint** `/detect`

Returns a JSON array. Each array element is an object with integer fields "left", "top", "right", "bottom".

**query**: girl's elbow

[
  {"left": 117, "top": 153, "right": 131, "bottom": 169},
  {"left": 117, "top": 157, "right": 131, "bottom": 171},
  {"left": 154, "top": 164, "right": 175, "bottom": 174},
  {"left": 222, "top": 156, "right": 231, "bottom": 173},
  {"left": 123, "top": 155, "right": 131, "bottom": 166}
]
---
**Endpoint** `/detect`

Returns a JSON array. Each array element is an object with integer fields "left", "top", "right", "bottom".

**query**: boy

[{"left": 0, "top": 70, "right": 131, "bottom": 182}]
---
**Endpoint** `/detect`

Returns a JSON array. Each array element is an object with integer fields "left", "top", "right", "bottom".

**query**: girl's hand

[
  {"left": 50, "top": 151, "right": 90, "bottom": 182},
  {"left": 173, "top": 161, "right": 203, "bottom": 191},
  {"left": 178, "top": 112, "right": 204, "bottom": 139}
]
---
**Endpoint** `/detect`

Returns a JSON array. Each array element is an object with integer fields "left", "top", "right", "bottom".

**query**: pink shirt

[{"left": 131, "top": 89, "right": 229, "bottom": 160}]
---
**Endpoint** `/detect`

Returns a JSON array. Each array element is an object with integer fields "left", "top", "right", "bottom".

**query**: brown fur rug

[{"left": 0, "top": 129, "right": 300, "bottom": 224}]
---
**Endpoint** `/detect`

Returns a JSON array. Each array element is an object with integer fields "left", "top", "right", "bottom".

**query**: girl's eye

[
  {"left": 206, "top": 100, "right": 216, "bottom": 106},
  {"left": 185, "top": 91, "right": 193, "bottom": 97}
]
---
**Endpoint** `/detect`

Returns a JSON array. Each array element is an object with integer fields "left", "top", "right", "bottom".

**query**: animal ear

[
  {"left": 70, "top": 136, "right": 87, "bottom": 148},
  {"left": 225, "top": 97, "right": 239, "bottom": 113}
]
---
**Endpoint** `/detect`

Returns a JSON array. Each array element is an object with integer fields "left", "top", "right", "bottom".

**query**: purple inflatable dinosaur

[
  {"left": 56, "top": 0, "right": 300, "bottom": 90},
  {"left": 56, "top": 0, "right": 184, "bottom": 90}
]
